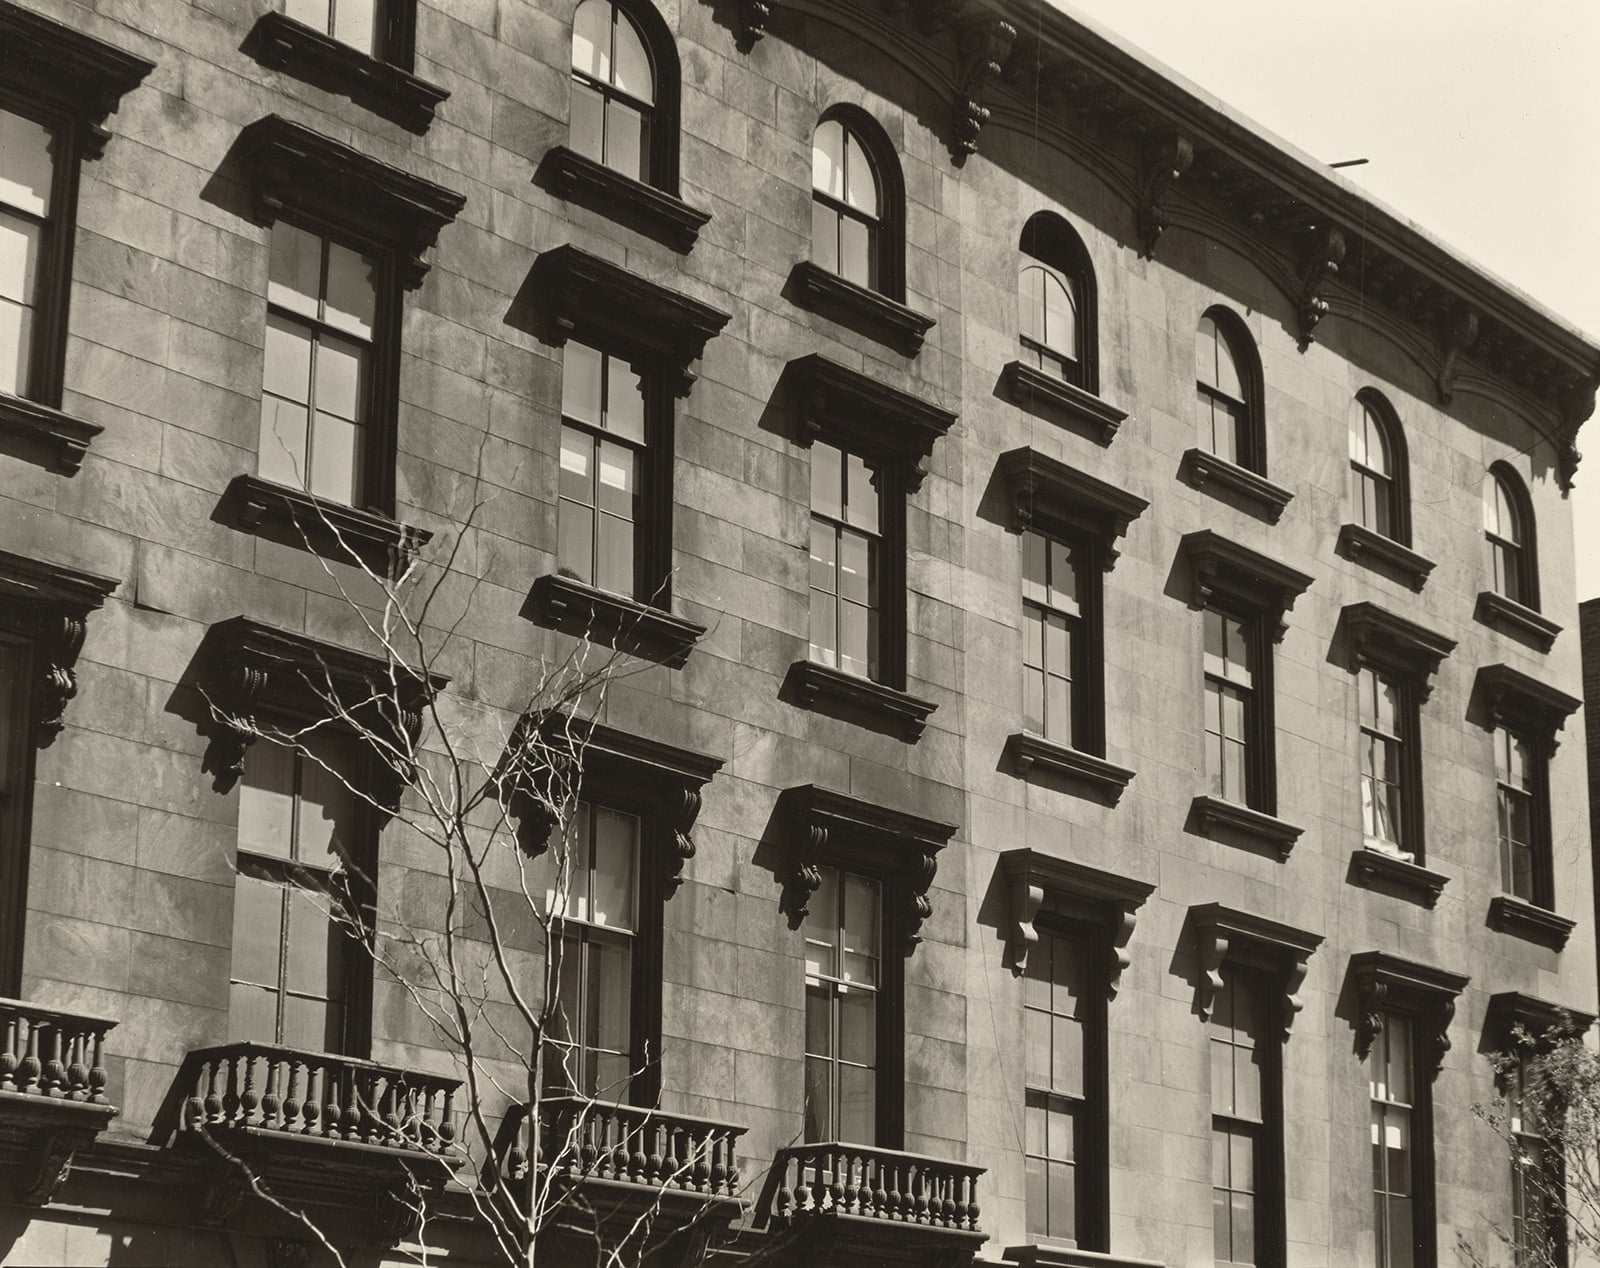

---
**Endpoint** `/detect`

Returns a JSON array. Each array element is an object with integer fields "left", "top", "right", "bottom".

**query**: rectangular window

[
  {"left": 808, "top": 441, "right": 880, "bottom": 680},
  {"left": 1022, "top": 531, "right": 1084, "bottom": 747},
  {"left": 1509, "top": 1055, "right": 1552, "bottom": 1267},
  {"left": 1204, "top": 609, "right": 1257, "bottom": 806},
  {"left": 1496, "top": 726, "right": 1538, "bottom": 901},
  {"left": 1360, "top": 667, "right": 1408, "bottom": 856},
  {"left": 804, "top": 865, "right": 879, "bottom": 1144},
  {"left": 0, "top": 105, "right": 57, "bottom": 401},
  {"left": 1370, "top": 1013, "right": 1416, "bottom": 1268},
  {"left": 1211, "top": 968, "right": 1263, "bottom": 1266},
  {"left": 230, "top": 736, "right": 364, "bottom": 1054},
  {"left": 259, "top": 221, "right": 377, "bottom": 507},
  {"left": 285, "top": 0, "right": 382, "bottom": 55},
  {"left": 1024, "top": 929, "right": 1089, "bottom": 1244},
  {"left": 546, "top": 801, "right": 639, "bottom": 1099},
  {"left": 558, "top": 339, "right": 645, "bottom": 598}
]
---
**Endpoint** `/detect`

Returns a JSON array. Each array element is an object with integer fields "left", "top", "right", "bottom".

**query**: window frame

[
  {"left": 1485, "top": 463, "right": 1541, "bottom": 611},
  {"left": 1348, "top": 390, "right": 1412, "bottom": 547},
  {"left": 1209, "top": 965, "right": 1279, "bottom": 1268},
  {"left": 1017, "top": 212, "right": 1098, "bottom": 395},
  {"left": 1494, "top": 723, "right": 1548, "bottom": 906},
  {"left": 1195, "top": 307, "right": 1265, "bottom": 473},
  {"left": 1368, "top": 1009, "right": 1426, "bottom": 1268},
  {"left": 565, "top": 0, "right": 681, "bottom": 195},
  {"left": 809, "top": 105, "right": 904, "bottom": 303},
  {"left": 802, "top": 863, "right": 883, "bottom": 1146}
]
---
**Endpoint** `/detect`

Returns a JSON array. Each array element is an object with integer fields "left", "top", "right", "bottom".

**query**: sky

[{"left": 1060, "top": 0, "right": 1600, "bottom": 599}]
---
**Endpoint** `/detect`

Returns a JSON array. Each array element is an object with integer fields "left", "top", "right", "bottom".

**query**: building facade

[{"left": 1, "top": 0, "right": 1597, "bottom": 1265}]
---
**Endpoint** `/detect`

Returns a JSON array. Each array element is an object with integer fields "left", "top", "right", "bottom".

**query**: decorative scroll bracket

[
  {"left": 1348, "top": 951, "right": 1469, "bottom": 1077},
  {"left": 0, "top": 551, "right": 119, "bottom": 746},
  {"left": 1436, "top": 307, "right": 1479, "bottom": 406},
  {"left": 999, "top": 850, "right": 1153, "bottom": 999},
  {"left": 1296, "top": 224, "right": 1346, "bottom": 350},
  {"left": 737, "top": 0, "right": 774, "bottom": 44},
  {"left": 951, "top": 18, "right": 1017, "bottom": 162},
  {"left": 1136, "top": 132, "right": 1193, "bottom": 258},
  {"left": 1557, "top": 379, "right": 1596, "bottom": 493},
  {"left": 20, "top": 1127, "right": 96, "bottom": 1205},
  {"left": 1189, "top": 904, "right": 1322, "bottom": 1044}
]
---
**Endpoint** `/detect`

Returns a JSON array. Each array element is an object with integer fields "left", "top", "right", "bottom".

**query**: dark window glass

[
  {"left": 260, "top": 221, "right": 377, "bottom": 507},
  {"left": 811, "top": 119, "right": 880, "bottom": 290},
  {"left": 230, "top": 737, "right": 362, "bottom": 1052},
  {"left": 1022, "top": 531, "right": 1083, "bottom": 746},
  {"left": 804, "top": 866, "right": 879, "bottom": 1144},
  {"left": 808, "top": 440, "right": 880, "bottom": 680},
  {"left": 558, "top": 339, "right": 646, "bottom": 597},
  {"left": 1024, "top": 929, "right": 1089, "bottom": 1243},
  {"left": 1203, "top": 609, "right": 1256, "bottom": 806},
  {"left": 1370, "top": 1013, "right": 1415, "bottom": 1268},
  {"left": 546, "top": 802, "right": 639, "bottom": 1098},
  {"left": 571, "top": 0, "right": 655, "bottom": 183}
]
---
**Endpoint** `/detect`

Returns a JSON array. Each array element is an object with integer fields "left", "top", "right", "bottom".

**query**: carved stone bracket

[
  {"left": 951, "top": 17, "right": 1017, "bottom": 161},
  {"left": 1557, "top": 379, "right": 1596, "bottom": 493},
  {"left": 1348, "top": 951, "right": 1469, "bottom": 1076},
  {"left": 373, "top": 1172, "right": 424, "bottom": 1244},
  {"left": 997, "top": 447, "right": 1148, "bottom": 570},
  {"left": 1435, "top": 308, "right": 1479, "bottom": 406},
  {"left": 0, "top": 549, "right": 119, "bottom": 746},
  {"left": 1188, "top": 904, "right": 1322, "bottom": 1043},
  {"left": 791, "top": 353, "right": 957, "bottom": 492},
  {"left": 19, "top": 1127, "right": 99, "bottom": 1205},
  {"left": 1472, "top": 663, "right": 1581, "bottom": 759},
  {"left": 1341, "top": 601, "right": 1457, "bottom": 704},
  {"left": 1296, "top": 224, "right": 1346, "bottom": 349},
  {"left": 737, "top": 0, "right": 775, "bottom": 43},
  {"left": 1484, "top": 991, "right": 1596, "bottom": 1054},
  {"left": 998, "top": 850, "right": 1154, "bottom": 997},
  {"left": 778, "top": 785, "right": 958, "bottom": 955},
  {"left": 1178, "top": 530, "right": 1313, "bottom": 641},
  {"left": 1136, "top": 132, "right": 1193, "bottom": 257}
]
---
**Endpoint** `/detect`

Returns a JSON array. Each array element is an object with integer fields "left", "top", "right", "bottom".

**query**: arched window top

[
  {"left": 1484, "top": 462, "right": 1538, "bottom": 609},
  {"left": 1195, "top": 307, "right": 1263, "bottom": 472},
  {"left": 1018, "top": 212, "right": 1097, "bottom": 393},
  {"left": 568, "top": 0, "right": 678, "bottom": 191},
  {"left": 809, "top": 105, "right": 904, "bottom": 300},
  {"left": 1347, "top": 389, "right": 1411, "bottom": 545}
]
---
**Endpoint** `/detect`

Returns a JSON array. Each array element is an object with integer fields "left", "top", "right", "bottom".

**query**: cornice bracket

[
  {"left": 1349, "top": 951, "right": 1469, "bottom": 1077},
  {"left": 1435, "top": 307, "right": 1480, "bottom": 406},
  {"left": 951, "top": 17, "right": 1017, "bottom": 163},
  {"left": 1296, "top": 224, "right": 1346, "bottom": 350},
  {"left": 1136, "top": 132, "right": 1193, "bottom": 258},
  {"left": 999, "top": 849, "right": 1154, "bottom": 998},
  {"left": 1189, "top": 904, "right": 1321, "bottom": 1044},
  {"left": 1557, "top": 378, "right": 1596, "bottom": 493}
]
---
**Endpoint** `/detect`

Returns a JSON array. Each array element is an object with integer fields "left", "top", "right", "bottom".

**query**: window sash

[
  {"left": 0, "top": 103, "right": 61, "bottom": 402},
  {"left": 811, "top": 192, "right": 880, "bottom": 290},
  {"left": 809, "top": 443, "right": 882, "bottom": 680},
  {"left": 804, "top": 866, "right": 880, "bottom": 1144}
]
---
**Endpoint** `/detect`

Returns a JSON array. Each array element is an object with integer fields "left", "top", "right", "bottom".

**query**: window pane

[
  {"left": 842, "top": 132, "right": 877, "bottom": 215},
  {"left": 296, "top": 748, "right": 356, "bottom": 869},
  {"left": 1048, "top": 540, "right": 1078, "bottom": 611},
  {"left": 1022, "top": 531, "right": 1047, "bottom": 604},
  {"left": 839, "top": 215, "right": 870, "bottom": 287},
  {"left": 811, "top": 441, "right": 841, "bottom": 519},
  {"left": 230, "top": 870, "right": 283, "bottom": 986},
  {"left": 562, "top": 341, "right": 604, "bottom": 426},
  {"left": 809, "top": 591, "right": 837, "bottom": 667},
  {"left": 285, "top": 885, "right": 336, "bottom": 997},
  {"left": 559, "top": 501, "right": 595, "bottom": 585},
  {"left": 805, "top": 984, "right": 830, "bottom": 1056},
  {"left": 572, "top": 0, "right": 609, "bottom": 79},
  {"left": 605, "top": 355, "right": 646, "bottom": 442},
  {"left": 596, "top": 438, "right": 635, "bottom": 517},
  {"left": 1025, "top": 1008, "right": 1050, "bottom": 1087},
  {"left": 806, "top": 867, "right": 839, "bottom": 975},
  {"left": 809, "top": 525, "right": 837, "bottom": 594},
  {"left": 1213, "top": 327, "right": 1243, "bottom": 399},
  {"left": 841, "top": 874, "right": 877, "bottom": 966},
  {"left": 569, "top": 80, "right": 605, "bottom": 163},
  {"left": 258, "top": 399, "right": 310, "bottom": 489},
  {"left": 0, "top": 294, "right": 31, "bottom": 397},
  {"left": 331, "top": 0, "right": 377, "bottom": 55},
  {"left": 839, "top": 987, "right": 875, "bottom": 1065},
  {"left": 0, "top": 109, "right": 54, "bottom": 218},
  {"left": 559, "top": 425, "right": 594, "bottom": 504},
  {"left": 595, "top": 511, "right": 633, "bottom": 595},
  {"left": 0, "top": 213, "right": 40, "bottom": 306},
  {"left": 1043, "top": 271, "right": 1076, "bottom": 357},
  {"left": 240, "top": 743, "right": 296, "bottom": 858},
  {"left": 229, "top": 982, "right": 279, "bottom": 1044},
  {"left": 804, "top": 1055, "right": 832, "bottom": 1142},
  {"left": 589, "top": 937, "right": 632, "bottom": 1051},
  {"left": 1231, "top": 1192, "right": 1255, "bottom": 1264},
  {"left": 1019, "top": 266, "right": 1045, "bottom": 346},
  {"left": 844, "top": 451, "right": 877, "bottom": 528},
  {"left": 285, "top": 0, "right": 330, "bottom": 34},
  {"left": 1026, "top": 1154, "right": 1047, "bottom": 1239},
  {"left": 314, "top": 334, "right": 365, "bottom": 422},
  {"left": 605, "top": 98, "right": 646, "bottom": 181},
  {"left": 267, "top": 222, "right": 321, "bottom": 318},
  {"left": 611, "top": 13, "right": 654, "bottom": 101},
  {"left": 283, "top": 992, "right": 339, "bottom": 1052},
  {"left": 812, "top": 120, "right": 845, "bottom": 198},
  {"left": 1052, "top": 1014, "right": 1083, "bottom": 1097},
  {"left": 839, "top": 601, "right": 870, "bottom": 678},
  {"left": 838, "top": 530, "right": 871, "bottom": 606},
  {"left": 1196, "top": 315, "right": 1218, "bottom": 387},
  {"left": 262, "top": 314, "right": 313, "bottom": 404},
  {"left": 811, "top": 200, "right": 838, "bottom": 275},
  {"left": 322, "top": 242, "right": 375, "bottom": 338},
  {"left": 590, "top": 807, "right": 637, "bottom": 929},
  {"left": 310, "top": 412, "right": 361, "bottom": 505},
  {"left": 838, "top": 1063, "right": 875, "bottom": 1145},
  {"left": 1047, "top": 1158, "right": 1074, "bottom": 1240}
]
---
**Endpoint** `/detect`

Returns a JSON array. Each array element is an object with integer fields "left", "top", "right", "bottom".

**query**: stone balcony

[
  {"left": 494, "top": 1095, "right": 747, "bottom": 1261},
  {"left": 0, "top": 997, "right": 119, "bottom": 1206},
  {"left": 756, "top": 1140, "right": 986, "bottom": 1267},
  {"left": 166, "top": 1042, "right": 460, "bottom": 1242}
]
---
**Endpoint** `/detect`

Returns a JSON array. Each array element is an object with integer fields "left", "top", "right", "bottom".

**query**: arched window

[
  {"left": 1195, "top": 308, "right": 1263, "bottom": 472},
  {"left": 1348, "top": 391, "right": 1409, "bottom": 543},
  {"left": 1018, "top": 213, "right": 1097, "bottom": 393},
  {"left": 570, "top": 0, "right": 659, "bottom": 185},
  {"left": 810, "top": 108, "right": 904, "bottom": 300},
  {"left": 1485, "top": 465, "right": 1538, "bottom": 608}
]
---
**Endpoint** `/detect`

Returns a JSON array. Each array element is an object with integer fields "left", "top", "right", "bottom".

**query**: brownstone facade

[{"left": 1, "top": 0, "right": 1596, "bottom": 1265}]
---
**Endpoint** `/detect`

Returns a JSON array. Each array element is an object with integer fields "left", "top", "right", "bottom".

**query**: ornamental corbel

[
  {"left": 373, "top": 1173, "right": 425, "bottom": 1244},
  {"left": 1557, "top": 378, "right": 1596, "bottom": 493},
  {"left": 900, "top": 850, "right": 939, "bottom": 953},
  {"left": 1296, "top": 224, "right": 1346, "bottom": 350},
  {"left": 1436, "top": 307, "right": 1479, "bottom": 406},
  {"left": 1136, "top": 132, "right": 1193, "bottom": 258},
  {"left": 662, "top": 785, "right": 705, "bottom": 899},
  {"left": 1003, "top": 872, "right": 1045, "bottom": 975},
  {"left": 1354, "top": 978, "right": 1390, "bottom": 1060},
  {"left": 951, "top": 17, "right": 1017, "bottom": 162},
  {"left": 782, "top": 823, "right": 827, "bottom": 930},
  {"left": 737, "top": 0, "right": 774, "bottom": 44},
  {"left": 31, "top": 609, "right": 88, "bottom": 745},
  {"left": 20, "top": 1128, "right": 91, "bottom": 1205}
]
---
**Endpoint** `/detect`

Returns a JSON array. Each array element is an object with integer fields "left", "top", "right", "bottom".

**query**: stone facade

[{"left": 0, "top": 0, "right": 1596, "bottom": 1266}]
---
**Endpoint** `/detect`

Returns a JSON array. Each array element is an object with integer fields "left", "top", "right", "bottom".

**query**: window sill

[
  {"left": 244, "top": 13, "right": 449, "bottom": 133},
  {"left": 224, "top": 475, "right": 431, "bottom": 578},
  {"left": 1003, "top": 1244, "right": 1167, "bottom": 1268},
  {"left": 1348, "top": 846, "right": 1448, "bottom": 908},
  {"left": 1335, "top": 523, "right": 1435, "bottom": 592},
  {"left": 524, "top": 573, "right": 704, "bottom": 668},
  {"left": 999, "top": 362, "right": 1126, "bottom": 444},
  {"left": 784, "top": 660, "right": 936, "bottom": 741},
  {"left": 0, "top": 392, "right": 101, "bottom": 472},
  {"left": 540, "top": 146, "right": 711, "bottom": 252},
  {"left": 1180, "top": 448, "right": 1293, "bottom": 523},
  {"left": 1004, "top": 732, "right": 1135, "bottom": 805},
  {"left": 1474, "top": 590, "right": 1561, "bottom": 654},
  {"left": 790, "top": 261, "right": 936, "bottom": 356},
  {"left": 1187, "top": 794, "right": 1301, "bottom": 859},
  {"left": 1488, "top": 894, "right": 1575, "bottom": 950}
]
